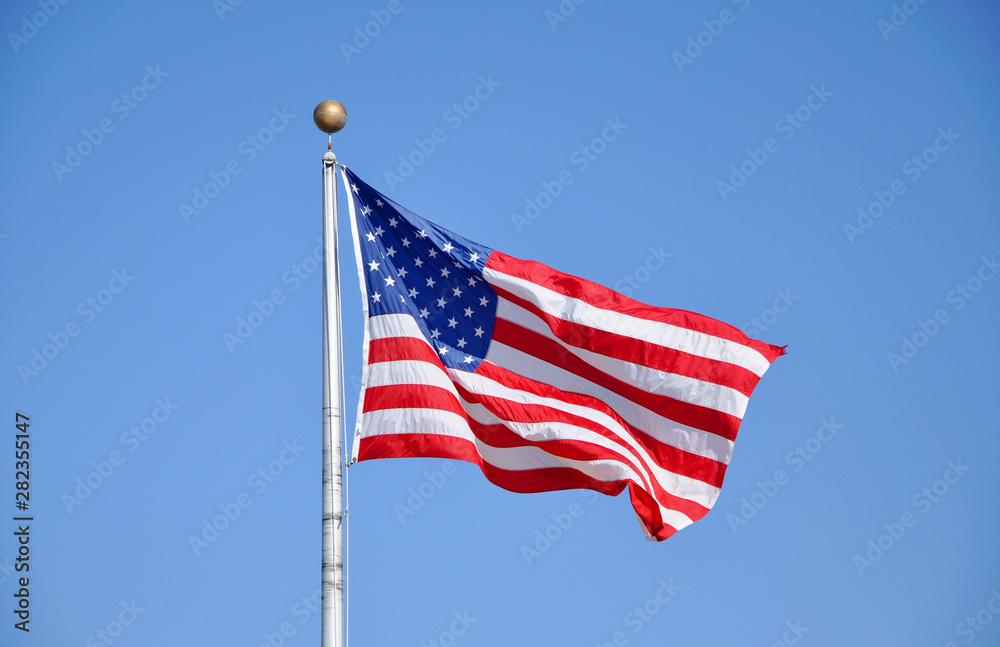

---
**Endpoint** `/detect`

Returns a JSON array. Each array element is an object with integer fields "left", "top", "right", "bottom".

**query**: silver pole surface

[{"left": 321, "top": 148, "right": 345, "bottom": 647}]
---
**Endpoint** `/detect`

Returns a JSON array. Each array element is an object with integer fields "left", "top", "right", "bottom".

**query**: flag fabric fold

[{"left": 341, "top": 166, "right": 783, "bottom": 541}]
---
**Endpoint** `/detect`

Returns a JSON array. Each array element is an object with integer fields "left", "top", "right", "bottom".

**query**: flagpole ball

[{"left": 314, "top": 100, "right": 348, "bottom": 134}]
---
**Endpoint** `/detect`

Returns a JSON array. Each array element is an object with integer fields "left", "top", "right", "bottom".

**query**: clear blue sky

[{"left": 2, "top": 1, "right": 998, "bottom": 645}]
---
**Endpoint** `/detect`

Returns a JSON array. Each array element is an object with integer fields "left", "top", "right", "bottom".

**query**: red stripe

[
  {"left": 362, "top": 378, "right": 712, "bottom": 522},
  {"left": 472, "top": 361, "right": 727, "bottom": 487},
  {"left": 492, "top": 318, "right": 743, "bottom": 441},
  {"left": 357, "top": 432, "right": 679, "bottom": 540},
  {"left": 368, "top": 336, "right": 442, "bottom": 367},
  {"left": 486, "top": 250, "right": 785, "bottom": 363},
  {"left": 363, "top": 383, "right": 465, "bottom": 417},
  {"left": 494, "top": 284, "right": 762, "bottom": 398},
  {"left": 364, "top": 335, "right": 729, "bottom": 486},
  {"left": 452, "top": 384, "right": 712, "bottom": 520}
]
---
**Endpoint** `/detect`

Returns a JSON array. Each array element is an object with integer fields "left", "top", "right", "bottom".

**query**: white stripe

[
  {"left": 497, "top": 298, "right": 750, "bottom": 418},
  {"left": 362, "top": 408, "right": 695, "bottom": 532},
  {"left": 483, "top": 340, "right": 735, "bottom": 463},
  {"left": 363, "top": 354, "right": 723, "bottom": 504},
  {"left": 363, "top": 324, "right": 734, "bottom": 463},
  {"left": 343, "top": 166, "right": 372, "bottom": 464},
  {"left": 475, "top": 443, "right": 695, "bottom": 531},
  {"left": 361, "top": 407, "right": 474, "bottom": 443},
  {"left": 484, "top": 267, "right": 772, "bottom": 377},
  {"left": 367, "top": 360, "right": 455, "bottom": 393},
  {"left": 361, "top": 343, "right": 720, "bottom": 511},
  {"left": 369, "top": 312, "right": 427, "bottom": 343},
  {"left": 452, "top": 370, "right": 720, "bottom": 507}
]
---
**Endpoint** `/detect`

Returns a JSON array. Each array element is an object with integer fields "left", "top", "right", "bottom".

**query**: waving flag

[{"left": 342, "top": 166, "right": 783, "bottom": 541}]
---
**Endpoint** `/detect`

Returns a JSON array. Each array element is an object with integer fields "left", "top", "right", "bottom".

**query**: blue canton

[{"left": 345, "top": 168, "right": 497, "bottom": 372}]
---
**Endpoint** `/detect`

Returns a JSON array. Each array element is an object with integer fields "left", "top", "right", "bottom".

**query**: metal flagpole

[{"left": 315, "top": 100, "right": 348, "bottom": 647}]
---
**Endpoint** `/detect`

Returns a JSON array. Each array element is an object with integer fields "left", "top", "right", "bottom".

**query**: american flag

[{"left": 342, "top": 166, "right": 783, "bottom": 541}]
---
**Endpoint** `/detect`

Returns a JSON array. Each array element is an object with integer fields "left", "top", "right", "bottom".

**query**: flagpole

[{"left": 315, "top": 100, "right": 348, "bottom": 647}]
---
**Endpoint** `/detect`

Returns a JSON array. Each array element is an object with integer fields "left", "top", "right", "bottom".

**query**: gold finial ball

[{"left": 314, "top": 100, "right": 348, "bottom": 134}]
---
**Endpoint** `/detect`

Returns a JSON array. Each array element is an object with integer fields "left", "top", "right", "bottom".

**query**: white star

[
  {"left": 385, "top": 246, "right": 396, "bottom": 258},
  {"left": 376, "top": 199, "right": 384, "bottom": 207},
  {"left": 456, "top": 338, "right": 467, "bottom": 349},
  {"left": 384, "top": 276, "right": 395, "bottom": 287},
  {"left": 368, "top": 260, "right": 380, "bottom": 271},
  {"left": 438, "top": 346, "right": 449, "bottom": 356},
  {"left": 442, "top": 242, "right": 455, "bottom": 253},
  {"left": 401, "top": 238, "right": 411, "bottom": 247},
  {"left": 479, "top": 296, "right": 489, "bottom": 307},
  {"left": 463, "top": 355, "right": 474, "bottom": 364},
  {"left": 452, "top": 286, "right": 463, "bottom": 298},
  {"left": 366, "top": 232, "right": 376, "bottom": 242},
  {"left": 428, "top": 248, "right": 437, "bottom": 258},
  {"left": 361, "top": 205, "right": 372, "bottom": 216},
  {"left": 409, "top": 287, "right": 419, "bottom": 299},
  {"left": 419, "top": 307, "right": 430, "bottom": 318},
  {"left": 468, "top": 276, "right": 478, "bottom": 287},
  {"left": 397, "top": 267, "right": 408, "bottom": 279},
  {"left": 454, "top": 261, "right": 462, "bottom": 269},
  {"left": 426, "top": 277, "right": 436, "bottom": 288},
  {"left": 414, "top": 258, "right": 424, "bottom": 268},
  {"left": 417, "top": 229, "right": 428, "bottom": 238},
  {"left": 374, "top": 226, "right": 385, "bottom": 237},
  {"left": 436, "top": 297, "right": 447, "bottom": 309},
  {"left": 399, "top": 294, "right": 406, "bottom": 303},
  {"left": 351, "top": 183, "right": 359, "bottom": 194},
  {"left": 464, "top": 307, "right": 474, "bottom": 318},
  {"left": 430, "top": 328, "right": 441, "bottom": 339},
  {"left": 447, "top": 317, "right": 458, "bottom": 328},
  {"left": 441, "top": 267, "right": 451, "bottom": 278},
  {"left": 388, "top": 216, "right": 398, "bottom": 227},
  {"left": 372, "top": 292, "right": 381, "bottom": 302},
  {"left": 469, "top": 252, "right": 480, "bottom": 263},
  {"left": 474, "top": 326, "right": 485, "bottom": 338}
]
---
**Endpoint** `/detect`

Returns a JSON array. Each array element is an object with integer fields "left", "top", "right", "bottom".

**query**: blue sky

[{"left": 1, "top": 1, "right": 998, "bottom": 645}]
